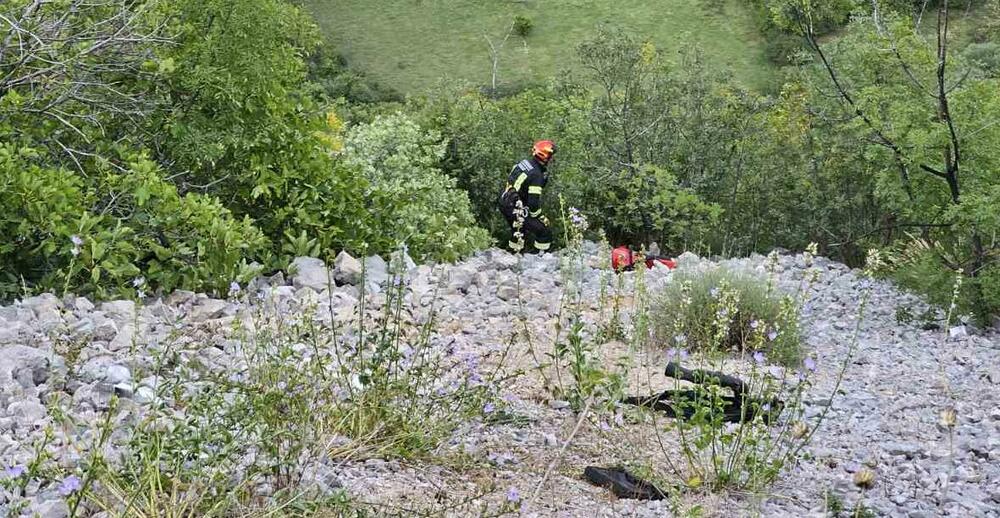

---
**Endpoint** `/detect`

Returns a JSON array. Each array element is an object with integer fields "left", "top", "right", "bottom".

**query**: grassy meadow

[{"left": 303, "top": 0, "right": 774, "bottom": 93}]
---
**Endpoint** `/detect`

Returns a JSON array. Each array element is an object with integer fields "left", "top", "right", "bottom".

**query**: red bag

[{"left": 611, "top": 246, "right": 676, "bottom": 271}]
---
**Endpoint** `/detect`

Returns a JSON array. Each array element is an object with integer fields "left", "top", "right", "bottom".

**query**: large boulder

[
  {"left": 674, "top": 251, "right": 703, "bottom": 270},
  {"left": 21, "top": 293, "right": 63, "bottom": 317},
  {"left": 334, "top": 251, "right": 364, "bottom": 286},
  {"left": 364, "top": 255, "right": 389, "bottom": 289},
  {"left": 0, "top": 345, "right": 66, "bottom": 387},
  {"left": 30, "top": 498, "right": 69, "bottom": 518},
  {"left": 446, "top": 265, "right": 477, "bottom": 294},
  {"left": 99, "top": 300, "right": 135, "bottom": 326},
  {"left": 290, "top": 257, "right": 331, "bottom": 292},
  {"left": 7, "top": 399, "right": 47, "bottom": 422},
  {"left": 187, "top": 299, "right": 229, "bottom": 322},
  {"left": 0, "top": 320, "right": 28, "bottom": 345},
  {"left": 389, "top": 248, "right": 418, "bottom": 275}
]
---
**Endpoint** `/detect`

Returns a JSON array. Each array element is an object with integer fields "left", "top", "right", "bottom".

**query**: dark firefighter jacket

[{"left": 499, "top": 157, "right": 547, "bottom": 218}]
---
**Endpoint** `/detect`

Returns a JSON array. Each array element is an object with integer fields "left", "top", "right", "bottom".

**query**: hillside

[
  {"left": 303, "top": 0, "right": 774, "bottom": 93},
  {"left": 2, "top": 246, "right": 998, "bottom": 516}
]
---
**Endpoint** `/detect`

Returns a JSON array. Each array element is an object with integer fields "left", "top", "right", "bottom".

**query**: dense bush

[
  {"left": 0, "top": 142, "right": 267, "bottom": 298},
  {"left": 513, "top": 15, "right": 534, "bottom": 37},
  {"left": 651, "top": 265, "right": 803, "bottom": 366},
  {"left": 599, "top": 165, "right": 722, "bottom": 252},
  {"left": 0, "top": 0, "right": 494, "bottom": 300},
  {"left": 963, "top": 42, "right": 1000, "bottom": 77},
  {"left": 343, "top": 113, "right": 491, "bottom": 261},
  {"left": 307, "top": 40, "right": 404, "bottom": 104}
]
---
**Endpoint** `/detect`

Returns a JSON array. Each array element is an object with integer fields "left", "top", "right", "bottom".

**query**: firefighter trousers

[{"left": 499, "top": 202, "right": 552, "bottom": 252}]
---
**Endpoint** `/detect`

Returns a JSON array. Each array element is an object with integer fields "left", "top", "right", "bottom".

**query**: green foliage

[
  {"left": 99, "top": 159, "right": 269, "bottom": 295},
  {"left": 420, "top": 85, "right": 589, "bottom": 239},
  {"left": 763, "top": 29, "right": 808, "bottom": 65},
  {"left": 0, "top": 141, "right": 265, "bottom": 298},
  {"left": 604, "top": 166, "right": 722, "bottom": 252},
  {"left": 343, "top": 113, "right": 491, "bottom": 261},
  {"left": 980, "top": 263, "right": 1000, "bottom": 316},
  {"left": 963, "top": 42, "right": 1000, "bottom": 77},
  {"left": 886, "top": 242, "right": 994, "bottom": 323},
  {"left": 513, "top": 15, "right": 534, "bottom": 37},
  {"left": 651, "top": 265, "right": 803, "bottom": 366},
  {"left": 306, "top": 40, "right": 404, "bottom": 104}
]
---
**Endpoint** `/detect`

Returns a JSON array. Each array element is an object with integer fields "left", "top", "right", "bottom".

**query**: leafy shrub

[
  {"left": 763, "top": 29, "right": 808, "bottom": 66},
  {"left": 0, "top": 143, "right": 267, "bottom": 299},
  {"left": 886, "top": 242, "right": 997, "bottom": 325},
  {"left": 306, "top": 40, "right": 403, "bottom": 104},
  {"left": 650, "top": 264, "right": 802, "bottom": 366},
  {"left": 963, "top": 42, "right": 1000, "bottom": 78},
  {"left": 513, "top": 15, "right": 534, "bottom": 37},
  {"left": 602, "top": 165, "right": 722, "bottom": 254},
  {"left": 980, "top": 263, "right": 1000, "bottom": 320},
  {"left": 100, "top": 159, "right": 268, "bottom": 296},
  {"left": 343, "top": 113, "right": 491, "bottom": 261}
]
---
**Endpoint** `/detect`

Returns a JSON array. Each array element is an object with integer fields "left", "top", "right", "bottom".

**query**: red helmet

[{"left": 532, "top": 140, "right": 556, "bottom": 163}]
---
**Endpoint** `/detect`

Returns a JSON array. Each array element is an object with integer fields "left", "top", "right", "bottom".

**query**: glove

[{"left": 540, "top": 215, "right": 550, "bottom": 226}]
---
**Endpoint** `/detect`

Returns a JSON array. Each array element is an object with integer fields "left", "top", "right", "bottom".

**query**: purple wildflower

[
  {"left": 761, "top": 403, "right": 771, "bottom": 412},
  {"left": 767, "top": 330, "right": 778, "bottom": 341},
  {"left": 69, "top": 235, "right": 83, "bottom": 257},
  {"left": 507, "top": 487, "right": 521, "bottom": 503},
  {"left": 753, "top": 351, "right": 766, "bottom": 365},
  {"left": 804, "top": 357, "right": 817, "bottom": 372},
  {"left": 58, "top": 475, "right": 82, "bottom": 496},
  {"left": 483, "top": 402, "right": 495, "bottom": 414},
  {"left": 3, "top": 465, "right": 26, "bottom": 478},
  {"left": 228, "top": 281, "right": 241, "bottom": 296},
  {"left": 750, "top": 320, "right": 760, "bottom": 329}
]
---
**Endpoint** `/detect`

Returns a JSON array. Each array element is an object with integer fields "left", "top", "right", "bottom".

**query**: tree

[
  {"left": 343, "top": 113, "right": 491, "bottom": 261},
  {"left": 771, "top": 0, "right": 1000, "bottom": 319},
  {"left": 0, "top": 0, "right": 169, "bottom": 170}
]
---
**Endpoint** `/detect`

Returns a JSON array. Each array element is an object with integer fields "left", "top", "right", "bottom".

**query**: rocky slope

[{"left": 1, "top": 246, "right": 998, "bottom": 517}]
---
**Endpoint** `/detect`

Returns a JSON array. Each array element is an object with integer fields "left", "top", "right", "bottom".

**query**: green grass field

[{"left": 303, "top": 0, "right": 774, "bottom": 94}]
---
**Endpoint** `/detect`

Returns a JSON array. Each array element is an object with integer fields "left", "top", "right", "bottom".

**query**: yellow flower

[
  {"left": 853, "top": 468, "right": 875, "bottom": 489},
  {"left": 640, "top": 41, "right": 657, "bottom": 65},
  {"left": 939, "top": 407, "right": 957, "bottom": 428}
]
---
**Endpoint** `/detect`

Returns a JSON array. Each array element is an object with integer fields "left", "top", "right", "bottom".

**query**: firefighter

[{"left": 499, "top": 140, "right": 556, "bottom": 253}]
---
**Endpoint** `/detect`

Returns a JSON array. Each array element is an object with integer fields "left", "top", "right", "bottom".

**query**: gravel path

[{"left": 1, "top": 246, "right": 998, "bottom": 517}]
